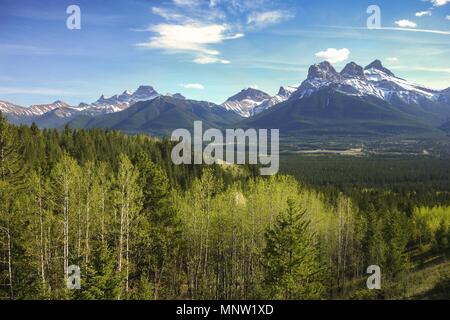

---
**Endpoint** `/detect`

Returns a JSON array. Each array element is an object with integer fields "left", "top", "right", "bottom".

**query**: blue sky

[{"left": 0, "top": 0, "right": 449, "bottom": 106}]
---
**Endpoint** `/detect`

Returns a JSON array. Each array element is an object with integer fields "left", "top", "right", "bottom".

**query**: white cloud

[
  {"left": 386, "top": 57, "right": 399, "bottom": 62},
  {"left": 395, "top": 20, "right": 417, "bottom": 28},
  {"left": 151, "top": 7, "right": 186, "bottom": 22},
  {"left": 430, "top": 0, "right": 450, "bottom": 7},
  {"left": 416, "top": 11, "right": 432, "bottom": 17},
  {"left": 315, "top": 48, "right": 350, "bottom": 64},
  {"left": 139, "top": 0, "right": 293, "bottom": 65},
  {"left": 247, "top": 10, "right": 294, "bottom": 28},
  {"left": 137, "top": 23, "right": 243, "bottom": 56},
  {"left": 182, "top": 83, "right": 205, "bottom": 89},
  {"left": 193, "top": 55, "right": 230, "bottom": 64},
  {"left": 173, "top": 0, "right": 199, "bottom": 7},
  {"left": 447, "top": 15, "right": 450, "bottom": 20}
]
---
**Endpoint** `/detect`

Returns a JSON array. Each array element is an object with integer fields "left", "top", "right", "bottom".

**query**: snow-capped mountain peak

[
  {"left": 364, "top": 59, "right": 395, "bottom": 77},
  {"left": 118, "top": 90, "right": 132, "bottom": 102},
  {"left": 225, "top": 88, "right": 271, "bottom": 103},
  {"left": 131, "top": 85, "right": 159, "bottom": 101},
  {"left": 341, "top": 62, "right": 366, "bottom": 80},
  {"left": 307, "top": 61, "right": 342, "bottom": 82},
  {"left": 291, "top": 60, "right": 445, "bottom": 106},
  {"left": 222, "top": 88, "right": 271, "bottom": 118},
  {"left": 277, "top": 86, "right": 298, "bottom": 98},
  {"left": 95, "top": 85, "right": 160, "bottom": 106},
  {"left": 166, "top": 93, "right": 186, "bottom": 100},
  {"left": 223, "top": 86, "right": 299, "bottom": 117}
]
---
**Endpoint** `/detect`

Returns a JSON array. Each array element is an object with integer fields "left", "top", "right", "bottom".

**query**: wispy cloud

[
  {"left": 315, "top": 48, "right": 350, "bottom": 64},
  {"left": 151, "top": 7, "right": 186, "bottom": 22},
  {"left": 319, "top": 25, "right": 450, "bottom": 36},
  {"left": 137, "top": 23, "right": 243, "bottom": 56},
  {"left": 429, "top": 0, "right": 450, "bottom": 7},
  {"left": 0, "top": 87, "right": 76, "bottom": 95},
  {"left": 136, "top": 0, "right": 293, "bottom": 64},
  {"left": 173, "top": 0, "right": 200, "bottom": 7},
  {"left": 247, "top": 10, "right": 294, "bottom": 29},
  {"left": 0, "top": 76, "right": 15, "bottom": 82},
  {"left": 390, "top": 66, "right": 450, "bottom": 74},
  {"left": 386, "top": 57, "right": 399, "bottom": 62},
  {"left": 379, "top": 27, "right": 450, "bottom": 35},
  {"left": 395, "top": 20, "right": 417, "bottom": 28},
  {"left": 416, "top": 11, "right": 432, "bottom": 17},
  {"left": 181, "top": 83, "right": 205, "bottom": 89},
  {"left": 193, "top": 55, "right": 230, "bottom": 64},
  {"left": 236, "top": 58, "right": 309, "bottom": 72}
]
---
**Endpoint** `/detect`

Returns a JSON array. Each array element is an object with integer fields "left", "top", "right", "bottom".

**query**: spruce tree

[{"left": 263, "top": 199, "right": 325, "bottom": 300}]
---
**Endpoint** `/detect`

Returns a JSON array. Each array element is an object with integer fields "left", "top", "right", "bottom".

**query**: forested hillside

[{"left": 0, "top": 113, "right": 448, "bottom": 300}]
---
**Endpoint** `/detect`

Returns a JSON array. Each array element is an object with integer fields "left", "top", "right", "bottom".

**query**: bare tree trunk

[
  {"left": 118, "top": 185, "right": 125, "bottom": 272},
  {"left": 125, "top": 184, "right": 130, "bottom": 294},
  {"left": 0, "top": 226, "right": 14, "bottom": 299},
  {"left": 77, "top": 195, "right": 81, "bottom": 259},
  {"left": 39, "top": 188, "right": 46, "bottom": 288},
  {"left": 101, "top": 192, "right": 105, "bottom": 243},
  {"left": 118, "top": 184, "right": 125, "bottom": 299},
  {"left": 63, "top": 175, "right": 69, "bottom": 286},
  {"left": 85, "top": 192, "right": 90, "bottom": 268},
  {"left": 7, "top": 228, "right": 13, "bottom": 299}
]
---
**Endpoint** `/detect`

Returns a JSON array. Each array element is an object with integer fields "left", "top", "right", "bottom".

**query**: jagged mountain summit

[
  {"left": 365, "top": 59, "right": 395, "bottom": 77},
  {"left": 95, "top": 85, "right": 160, "bottom": 106},
  {"left": 69, "top": 95, "right": 242, "bottom": 136},
  {"left": 1, "top": 61, "right": 450, "bottom": 138},
  {"left": 253, "top": 86, "right": 298, "bottom": 115},
  {"left": 0, "top": 100, "right": 70, "bottom": 117},
  {"left": 221, "top": 88, "right": 271, "bottom": 118},
  {"left": 222, "top": 86, "right": 298, "bottom": 117},
  {"left": 0, "top": 85, "right": 162, "bottom": 127},
  {"left": 245, "top": 60, "right": 450, "bottom": 136},
  {"left": 293, "top": 60, "right": 443, "bottom": 107}
]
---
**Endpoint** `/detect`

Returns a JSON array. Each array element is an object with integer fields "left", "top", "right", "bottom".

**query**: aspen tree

[{"left": 52, "top": 153, "right": 80, "bottom": 287}]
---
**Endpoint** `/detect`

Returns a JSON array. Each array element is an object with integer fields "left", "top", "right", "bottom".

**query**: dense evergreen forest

[{"left": 0, "top": 112, "right": 449, "bottom": 300}]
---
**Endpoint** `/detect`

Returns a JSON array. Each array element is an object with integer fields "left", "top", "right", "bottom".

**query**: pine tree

[
  {"left": 134, "top": 152, "right": 181, "bottom": 299},
  {"left": 80, "top": 243, "right": 121, "bottom": 300},
  {"left": 51, "top": 152, "right": 80, "bottom": 291},
  {"left": 263, "top": 199, "right": 325, "bottom": 300},
  {"left": 115, "top": 154, "right": 141, "bottom": 298}
]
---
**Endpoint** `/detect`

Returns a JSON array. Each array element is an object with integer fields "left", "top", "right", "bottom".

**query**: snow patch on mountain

[
  {"left": 95, "top": 85, "right": 160, "bottom": 106},
  {"left": 222, "top": 86, "right": 298, "bottom": 117},
  {"left": 291, "top": 60, "right": 443, "bottom": 106}
]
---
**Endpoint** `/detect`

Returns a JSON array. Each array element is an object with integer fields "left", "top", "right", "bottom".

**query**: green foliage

[
  {"left": 263, "top": 199, "right": 326, "bottom": 299},
  {"left": 80, "top": 244, "right": 122, "bottom": 300},
  {"left": 0, "top": 118, "right": 448, "bottom": 300}
]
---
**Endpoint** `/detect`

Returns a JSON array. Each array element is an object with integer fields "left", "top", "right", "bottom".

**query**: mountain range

[
  {"left": 0, "top": 85, "right": 161, "bottom": 128},
  {"left": 1, "top": 60, "right": 450, "bottom": 140}
]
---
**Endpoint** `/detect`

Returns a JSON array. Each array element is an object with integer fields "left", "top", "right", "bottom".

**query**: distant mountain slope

[
  {"left": 221, "top": 88, "right": 271, "bottom": 117},
  {"left": 244, "top": 87, "right": 442, "bottom": 136},
  {"left": 95, "top": 85, "right": 160, "bottom": 106},
  {"left": 244, "top": 60, "right": 450, "bottom": 137},
  {"left": 222, "top": 86, "right": 298, "bottom": 117},
  {"left": 69, "top": 95, "right": 242, "bottom": 136},
  {"left": 0, "top": 85, "right": 161, "bottom": 128},
  {"left": 2, "top": 60, "right": 450, "bottom": 140},
  {"left": 0, "top": 100, "right": 71, "bottom": 125},
  {"left": 440, "top": 121, "right": 450, "bottom": 134}
]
